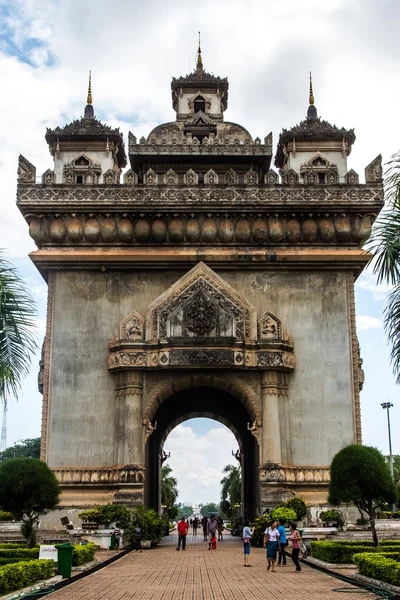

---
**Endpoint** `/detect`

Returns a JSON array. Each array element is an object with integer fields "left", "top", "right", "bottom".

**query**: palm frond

[
  {"left": 384, "top": 282, "right": 400, "bottom": 384},
  {"left": 0, "top": 253, "right": 38, "bottom": 399}
]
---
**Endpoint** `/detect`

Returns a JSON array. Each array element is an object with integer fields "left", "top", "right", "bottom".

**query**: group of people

[
  {"left": 176, "top": 514, "right": 224, "bottom": 551},
  {"left": 243, "top": 519, "right": 302, "bottom": 571}
]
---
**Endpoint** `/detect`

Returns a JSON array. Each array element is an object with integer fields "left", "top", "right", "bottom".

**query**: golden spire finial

[
  {"left": 87, "top": 71, "right": 92, "bottom": 105},
  {"left": 309, "top": 71, "right": 314, "bottom": 106},
  {"left": 197, "top": 31, "right": 203, "bottom": 68}
]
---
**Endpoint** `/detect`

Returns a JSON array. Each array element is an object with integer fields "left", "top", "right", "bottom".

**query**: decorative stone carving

[
  {"left": 42, "top": 169, "right": 55, "bottom": 184},
  {"left": 120, "top": 311, "right": 145, "bottom": 341},
  {"left": 258, "top": 311, "right": 281, "bottom": 340},
  {"left": 144, "top": 168, "right": 158, "bottom": 185},
  {"left": 169, "top": 349, "right": 234, "bottom": 366},
  {"left": 345, "top": 169, "right": 359, "bottom": 185},
  {"left": 104, "top": 169, "right": 119, "bottom": 185},
  {"left": 365, "top": 155, "right": 382, "bottom": 183},
  {"left": 204, "top": 169, "right": 219, "bottom": 185},
  {"left": 163, "top": 169, "right": 178, "bottom": 185},
  {"left": 184, "top": 292, "right": 218, "bottom": 336},
  {"left": 108, "top": 352, "right": 146, "bottom": 368},
  {"left": 326, "top": 169, "right": 339, "bottom": 185},
  {"left": 143, "top": 417, "right": 157, "bottom": 443},
  {"left": 128, "top": 131, "right": 137, "bottom": 145},
  {"left": 302, "top": 169, "right": 318, "bottom": 185},
  {"left": 52, "top": 465, "right": 146, "bottom": 485},
  {"left": 257, "top": 352, "right": 283, "bottom": 367},
  {"left": 224, "top": 169, "right": 239, "bottom": 185},
  {"left": 18, "top": 155, "right": 36, "bottom": 183},
  {"left": 259, "top": 464, "right": 330, "bottom": 484},
  {"left": 244, "top": 168, "right": 259, "bottom": 185},
  {"left": 265, "top": 169, "right": 279, "bottom": 185},
  {"left": 124, "top": 169, "right": 138, "bottom": 185},
  {"left": 183, "top": 169, "right": 198, "bottom": 185},
  {"left": 281, "top": 169, "right": 299, "bottom": 185},
  {"left": 247, "top": 420, "right": 260, "bottom": 441},
  {"left": 259, "top": 463, "right": 285, "bottom": 482}
]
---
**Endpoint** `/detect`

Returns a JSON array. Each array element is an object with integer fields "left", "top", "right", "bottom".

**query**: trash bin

[
  {"left": 55, "top": 543, "right": 74, "bottom": 579},
  {"left": 110, "top": 533, "right": 116, "bottom": 550},
  {"left": 298, "top": 529, "right": 304, "bottom": 538}
]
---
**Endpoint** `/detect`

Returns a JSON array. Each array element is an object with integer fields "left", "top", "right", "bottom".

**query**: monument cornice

[{"left": 17, "top": 182, "right": 383, "bottom": 212}]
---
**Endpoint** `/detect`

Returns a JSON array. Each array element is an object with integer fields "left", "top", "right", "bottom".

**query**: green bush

[
  {"left": 310, "top": 541, "right": 400, "bottom": 563},
  {"left": 319, "top": 509, "right": 343, "bottom": 525},
  {"left": 0, "top": 557, "right": 33, "bottom": 566},
  {"left": 250, "top": 514, "right": 273, "bottom": 547},
  {"left": 0, "top": 548, "right": 39, "bottom": 559},
  {"left": 393, "top": 511, "right": 400, "bottom": 519},
  {"left": 0, "top": 543, "right": 27, "bottom": 549},
  {"left": 130, "top": 506, "right": 166, "bottom": 541},
  {"left": 271, "top": 507, "right": 297, "bottom": 524},
  {"left": 354, "top": 553, "right": 400, "bottom": 586},
  {"left": 379, "top": 511, "right": 393, "bottom": 519},
  {"left": 285, "top": 498, "right": 307, "bottom": 521},
  {"left": 72, "top": 542, "right": 96, "bottom": 566},
  {"left": 0, "top": 559, "right": 54, "bottom": 594},
  {"left": 0, "top": 511, "right": 14, "bottom": 521},
  {"left": 79, "top": 504, "right": 132, "bottom": 527}
]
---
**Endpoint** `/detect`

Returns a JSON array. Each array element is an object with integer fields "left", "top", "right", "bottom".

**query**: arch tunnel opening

[{"left": 145, "top": 386, "right": 260, "bottom": 520}]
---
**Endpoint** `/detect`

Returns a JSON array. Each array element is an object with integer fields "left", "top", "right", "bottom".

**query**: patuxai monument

[{"left": 17, "top": 45, "right": 383, "bottom": 519}]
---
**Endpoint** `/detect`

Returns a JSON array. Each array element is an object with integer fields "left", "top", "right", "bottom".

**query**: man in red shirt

[{"left": 176, "top": 516, "right": 189, "bottom": 551}]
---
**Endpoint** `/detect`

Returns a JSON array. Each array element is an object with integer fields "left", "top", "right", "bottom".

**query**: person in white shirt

[{"left": 263, "top": 521, "right": 280, "bottom": 572}]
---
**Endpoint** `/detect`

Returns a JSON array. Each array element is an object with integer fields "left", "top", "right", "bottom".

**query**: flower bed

[
  {"left": 310, "top": 541, "right": 400, "bottom": 563},
  {"left": 353, "top": 552, "right": 400, "bottom": 587},
  {"left": 0, "top": 559, "right": 54, "bottom": 594}
]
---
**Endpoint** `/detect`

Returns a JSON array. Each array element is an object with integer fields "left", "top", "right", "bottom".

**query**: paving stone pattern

[{"left": 49, "top": 532, "right": 375, "bottom": 600}]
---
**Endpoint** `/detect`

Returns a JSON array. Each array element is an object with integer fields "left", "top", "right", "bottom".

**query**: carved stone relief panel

[
  {"left": 120, "top": 311, "right": 145, "bottom": 341},
  {"left": 258, "top": 311, "right": 281, "bottom": 340}
]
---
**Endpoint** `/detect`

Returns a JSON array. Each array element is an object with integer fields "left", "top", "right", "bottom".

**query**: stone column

[
  {"left": 115, "top": 370, "right": 144, "bottom": 466},
  {"left": 261, "top": 371, "right": 286, "bottom": 465}
]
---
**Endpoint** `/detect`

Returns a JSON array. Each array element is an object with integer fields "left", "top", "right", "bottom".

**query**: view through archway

[{"left": 144, "top": 386, "right": 260, "bottom": 520}]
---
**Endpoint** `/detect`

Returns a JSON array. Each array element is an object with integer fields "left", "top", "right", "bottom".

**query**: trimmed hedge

[
  {"left": 0, "top": 548, "right": 39, "bottom": 559},
  {"left": 354, "top": 552, "right": 400, "bottom": 587},
  {"left": 0, "top": 559, "right": 54, "bottom": 594},
  {"left": 310, "top": 542, "right": 400, "bottom": 563},
  {"left": 0, "top": 543, "right": 27, "bottom": 549},
  {"left": 72, "top": 542, "right": 96, "bottom": 566},
  {"left": 0, "top": 557, "right": 33, "bottom": 566}
]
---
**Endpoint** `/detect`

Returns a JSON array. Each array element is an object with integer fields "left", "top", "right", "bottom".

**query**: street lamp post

[{"left": 381, "top": 402, "right": 396, "bottom": 512}]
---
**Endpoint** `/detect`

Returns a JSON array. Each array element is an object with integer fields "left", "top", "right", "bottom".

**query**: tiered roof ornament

[{"left": 307, "top": 72, "right": 317, "bottom": 120}]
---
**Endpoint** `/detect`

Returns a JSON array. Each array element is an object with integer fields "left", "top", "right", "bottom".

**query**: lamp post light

[{"left": 381, "top": 402, "right": 396, "bottom": 512}]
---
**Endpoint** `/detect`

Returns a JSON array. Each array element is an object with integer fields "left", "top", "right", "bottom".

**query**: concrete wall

[{"left": 47, "top": 267, "right": 354, "bottom": 469}]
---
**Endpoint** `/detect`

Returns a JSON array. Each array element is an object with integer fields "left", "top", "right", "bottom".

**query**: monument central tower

[{"left": 17, "top": 49, "right": 383, "bottom": 516}]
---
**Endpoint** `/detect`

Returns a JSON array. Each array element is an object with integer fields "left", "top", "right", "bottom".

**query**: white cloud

[
  {"left": 356, "top": 270, "right": 394, "bottom": 301},
  {"left": 164, "top": 422, "right": 238, "bottom": 505},
  {"left": 356, "top": 315, "right": 383, "bottom": 332}
]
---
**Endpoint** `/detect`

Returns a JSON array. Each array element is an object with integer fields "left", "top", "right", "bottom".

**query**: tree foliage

[
  {"left": 0, "top": 459, "right": 60, "bottom": 547},
  {"left": 176, "top": 503, "right": 192, "bottom": 519},
  {"left": 200, "top": 502, "right": 220, "bottom": 517},
  {"left": 328, "top": 445, "right": 397, "bottom": 545},
  {"left": 161, "top": 464, "right": 178, "bottom": 518},
  {"left": 0, "top": 438, "right": 40, "bottom": 462},
  {"left": 220, "top": 464, "right": 241, "bottom": 517},
  {"left": 0, "top": 254, "right": 38, "bottom": 400},
  {"left": 367, "top": 152, "right": 400, "bottom": 381}
]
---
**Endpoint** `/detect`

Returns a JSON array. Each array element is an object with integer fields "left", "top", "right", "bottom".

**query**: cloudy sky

[{"left": 1, "top": 0, "right": 399, "bottom": 505}]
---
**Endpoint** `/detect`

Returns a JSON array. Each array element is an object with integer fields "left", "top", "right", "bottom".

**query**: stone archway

[{"left": 145, "top": 385, "right": 260, "bottom": 520}]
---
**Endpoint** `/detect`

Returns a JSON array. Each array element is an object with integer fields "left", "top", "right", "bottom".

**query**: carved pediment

[{"left": 147, "top": 262, "right": 256, "bottom": 343}]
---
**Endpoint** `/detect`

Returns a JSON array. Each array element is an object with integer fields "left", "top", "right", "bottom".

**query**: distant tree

[
  {"left": 176, "top": 503, "right": 192, "bottom": 519},
  {"left": 0, "top": 437, "right": 40, "bottom": 462},
  {"left": 328, "top": 445, "right": 397, "bottom": 546},
  {"left": 220, "top": 464, "right": 241, "bottom": 510},
  {"left": 0, "top": 458, "right": 60, "bottom": 547},
  {"left": 0, "top": 253, "right": 37, "bottom": 401},
  {"left": 385, "top": 455, "right": 400, "bottom": 490},
  {"left": 161, "top": 464, "right": 178, "bottom": 519},
  {"left": 200, "top": 502, "right": 220, "bottom": 517}
]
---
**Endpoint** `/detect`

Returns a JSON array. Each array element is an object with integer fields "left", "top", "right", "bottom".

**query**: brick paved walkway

[{"left": 49, "top": 531, "right": 375, "bottom": 600}]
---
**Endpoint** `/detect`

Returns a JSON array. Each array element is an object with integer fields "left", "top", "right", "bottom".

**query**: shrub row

[
  {"left": 0, "top": 542, "right": 27, "bottom": 549},
  {"left": 0, "top": 559, "right": 54, "bottom": 594},
  {"left": 353, "top": 552, "right": 400, "bottom": 587},
  {"left": 0, "top": 511, "right": 15, "bottom": 521},
  {"left": 0, "top": 557, "right": 33, "bottom": 566},
  {"left": 0, "top": 548, "right": 39, "bottom": 559},
  {"left": 310, "top": 542, "right": 400, "bottom": 563},
  {"left": 72, "top": 542, "right": 96, "bottom": 566},
  {"left": 329, "top": 540, "right": 400, "bottom": 547}
]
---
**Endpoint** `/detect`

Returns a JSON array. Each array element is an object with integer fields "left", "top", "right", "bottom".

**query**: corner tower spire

[
  {"left": 84, "top": 71, "right": 94, "bottom": 119},
  {"left": 307, "top": 72, "right": 317, "bottom": 120},
  {"left": 196, "top": 32, "right": 203, "bottom": 74}
]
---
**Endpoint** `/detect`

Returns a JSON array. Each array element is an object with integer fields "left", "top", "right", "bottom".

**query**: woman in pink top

[{"left": 289, "top": 522, "right": 301, "bottom": 572}]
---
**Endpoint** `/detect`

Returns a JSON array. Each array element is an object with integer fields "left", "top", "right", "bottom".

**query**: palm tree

[
  {"left": 161, "top": 464, "right": 178, "bottom": 508},
  {"left": 368, "top": 152, "right": 400, "bottom": 382},
  {"left": 220, "top": 464, "right": 241, "bottom": 507},
  {"left": 0, "top": 253, "right": 37, "bottom": 401}
]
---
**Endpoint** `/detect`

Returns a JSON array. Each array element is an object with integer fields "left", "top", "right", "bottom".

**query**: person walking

[
  {"left": 202, "top": 515, "right": 208, "bottom": 541},
  {"left": 277, "top": 518, "right": 287, "bottom": 566},
  {"left": 263, "top": 521, "right": 280, "bottom": 572},
  {"left": 242, "top": 520, "right": 254, "bottom": 567},
  {"left": 134, "top": 524, "right": 142, "bottom": 552},
  {"left": 207, "top": 515, "right": 218, "bottom": 550},
  {"left": 217, "top": 515, "right": 224, "bottom": 541},
  {"left": 289, "top": 522, "right": 302, "bottom": 572},
  {"left": 176, "top": 516, "right": 189, "bottom": 551},
  {"left": 113, "top": 522, "right": 121, "bottom": 551},
  {"left": 192, "top": 516, "right": 198, "bottom": 536}
]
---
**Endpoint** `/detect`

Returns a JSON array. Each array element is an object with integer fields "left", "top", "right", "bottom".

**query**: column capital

[{"left": 261, "top": 370, "right": 288, "bottom": 397}]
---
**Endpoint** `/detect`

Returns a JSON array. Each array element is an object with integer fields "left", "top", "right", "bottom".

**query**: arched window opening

[{"left": 194, "top": 96, "right": 206, "bottom": 113}]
